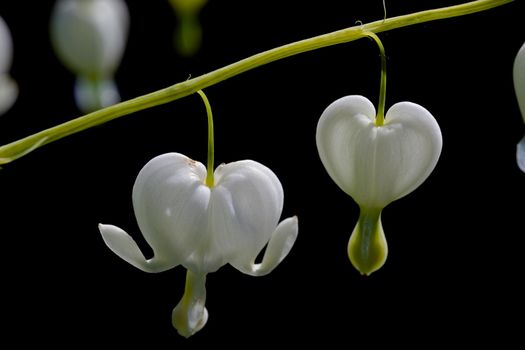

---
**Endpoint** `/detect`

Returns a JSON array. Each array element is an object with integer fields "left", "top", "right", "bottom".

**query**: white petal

[
  {"left": 107, "top": 153, "right": 296, "bottom": 275},
  {"left": 209, "top": 160, "right": 284, "bottom": 269},
  {"left": 171, "top": 271, "right": 208, "bottom": 338},
  {"left": 514, "top": 42, "right": 525, "bottom": 122},
  {"left": 99, "top": 224, "right": 177, "bottom": 273},
  {"left": 0, "top": 17, "right": 17, "bottom": 116},
  {"left": 132, "top": 153, "right": 213, "bottom": 272},
  {"left": 0, "top": 16, "right": 13, "bottom": 74},
  {"left": 0, "top": 75, "right": 17, "bottom": 116},
  {"left": 232, "top": 216, "right": 299, "bottom": 276},
  {"left": 316, "top": 96, "right": 442, "bottom": 207},
  {"left": 381, "top": 102, "right": 442, "bottom": 201},
  {"left": 514, "top": 43, "right": 525, "bottom": 172},
  {"left": 517, "top": 136, "right": 525, "bottom": 173},
  {"left": 316, "top": 95, "right": 377, "bottom": 201},
  {"left": 50, "top": 0, "right": 129, "bottom": 76},
  {"left": 74, "top": 77, "right": 120, "bottom": 113}
]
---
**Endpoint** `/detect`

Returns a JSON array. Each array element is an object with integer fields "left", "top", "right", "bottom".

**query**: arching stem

[
  {"left": 363, "top": 32, "right": 387, "bottom": 126},
  {"left": 0, "top": 0, "right": 512, "bottom": 165},
  {"left": 196, "top": 90, "right": 215, "bottom": 187}
]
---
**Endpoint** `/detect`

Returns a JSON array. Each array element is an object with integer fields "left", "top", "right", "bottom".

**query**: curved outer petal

[
  {"left": 50, "top": 0, "right": 129, "bottom": 77},
  {"left": 234, "top": 216, "right": 298, "bottom": 276},
  {"left": 316, "top": 95, "right": 442, "bottom": 207},
  {"left": 209, "top": 160, "right": 292, "bottom": 273},
  {"left": 99, "top": 224, "right": 176, "bottom": 273}
]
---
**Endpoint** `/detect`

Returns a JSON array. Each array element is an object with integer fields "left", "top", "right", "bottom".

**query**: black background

[{"left": 1, "top": 0, "right": 524, "bottom": 347}]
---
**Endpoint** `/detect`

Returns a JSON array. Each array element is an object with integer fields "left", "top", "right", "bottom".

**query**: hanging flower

[
  {"left": 514, "top": 42, "right": 525, "bottom": 172},
  {"left": 99, "top": 91, "right": 298, "bottom": 337},
  {"left": 316, "top": 95, "right": 442, "bottom": 275},
  {"left": 316, "top": 33, "right": 442, "bottom": 275},
  {"left": 50, "top": 0, "right": 129, "bottom": 113},
  {"left": 100, "top": 153, "right": 298, "bottom": 336},
  {"left": 0, "top": 15, "right": 17, "bottom": 116},
  {"left": 169, "top": 0, "right": 208, "bottom": 56}
]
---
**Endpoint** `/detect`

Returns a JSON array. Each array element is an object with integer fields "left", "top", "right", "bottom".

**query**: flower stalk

[
  {"left": 197, "top": 90, "right": 215, "bottom": 187},
  {"left": 363, "top": 32, "right": 387, "bottom": 126}
]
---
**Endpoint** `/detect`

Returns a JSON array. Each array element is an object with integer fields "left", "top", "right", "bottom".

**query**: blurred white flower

[
  {"left": 169, "top": 0, "right": 207, "bottom": 56},
  {"left": 50, "top": 0, "right": 129, "bottom": 113},
  {"left": 0, "top": 15, "right": 18, "bottom": 116},
  {"left": 316, "top": 95, "right": 442, "bottom": 275},
  {"left": 100, "top": 152, "right": 298, "bottom": 337},
  {"left": 513, "top": 42, "right": 525, "bottom": 172}
]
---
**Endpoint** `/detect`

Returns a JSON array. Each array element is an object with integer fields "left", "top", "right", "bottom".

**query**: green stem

[
  {"left": 196, "top": 90, "right": 214, "bottom": 187},
  {"left": 363, "top": 32, "right": 387, "bottom": 126},
  {"left": 0, "top": 0, "right": 512, "bottom": 165}
]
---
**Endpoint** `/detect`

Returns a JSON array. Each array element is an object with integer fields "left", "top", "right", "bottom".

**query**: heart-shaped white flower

[
  {"left": 0, "top": 15, "right": 17, "bottom": 116},
  {"left": 316, "top": 95, "right": 442, "bottom": 275},
  {"left": 513, "top": 42, "right": 525, "bottom": 172},
  {"left": 99, "top": 152, "right": 298, "bottom": 336},
  {"left": 317, "top": 95, "right": 442, "bottom": 207},
  {"left": 50, "top": 0, "right": 129, "bottom": 112}
]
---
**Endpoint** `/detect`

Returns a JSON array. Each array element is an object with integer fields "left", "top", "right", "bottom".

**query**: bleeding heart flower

[
  {"left": 0, "top": 15, "right": 17, "bottom": 116},
  {"left": 513, "top": 42, "right": 525, "bottom": 172},
  {"left": 316, "top": 95, "right": 442, "bottom": 275},
  {"left": 50, "top": 0, "right": 129, "bottom": 113},
  {"left": 99, "top": 152, "right": 298, "bottom": 337},
  {"left": 169, "top": 0, "right": 208, "bottom": 56}
]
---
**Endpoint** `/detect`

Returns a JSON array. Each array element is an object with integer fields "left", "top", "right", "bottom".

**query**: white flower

[
  {"left": 316, "top": 95, "right": 442, "bottom": 275},
  {"left": 513, "top": 42, "right": 525, "bottom": 172},
  {"left": 99, "top": 152, "right": 298, "bottom": 337},
  {"left": 169, "top": 0, "right": 208, "bottom": 56},
  {"left": 50, "top": 0, "right": 129, "bottom": 113},
  {"left": 0, "top": 15, "right": 18, "bottom": 116}
]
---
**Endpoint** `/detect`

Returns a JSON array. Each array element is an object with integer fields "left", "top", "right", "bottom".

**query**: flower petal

[
  {"left": 74, "top": 77, "right": 120, "bottom": 113},
  {"left": 171, "top": 270, "right": 208, "bottom": 338},
  {"left": 0, "top": 16, "right": 13, "bottom": 74},
  {"left": 208, "top": 160, "right": 285, "bottom": 270},
  {"left": 514, "top": 42, "right": 525, "bottom": 121},
  {"left": 316, "top": 95, "right": 376, "bottom": 202},
  {"left": 99, "top": 224, "right": 177, "bottom": 273},
  {"left": 0, "top": 75, "right": 17, "bottom": 116},
  {"left": 0, "top": 17, "right": 17, "bottom": 116},
  {"left": 316, "top": 96, "right": 442, "bottom": 207},
  {"left": 382, "top": 102, "right": 442, "bottom": 200},
  {"left": 514, "top": 43, "right": 525, "bottom": 173},
  {"left": 517, "top": 136, "right": 525, "bottom": 172},
  {"left": 132, "top": 153, "right": 212, "bottom": 272},
  {"left": 232, "top": 216, "right": 299, "bottom": 276},
  {"left": 50, "top": 0, "right": 129, "bottom": 76}
]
